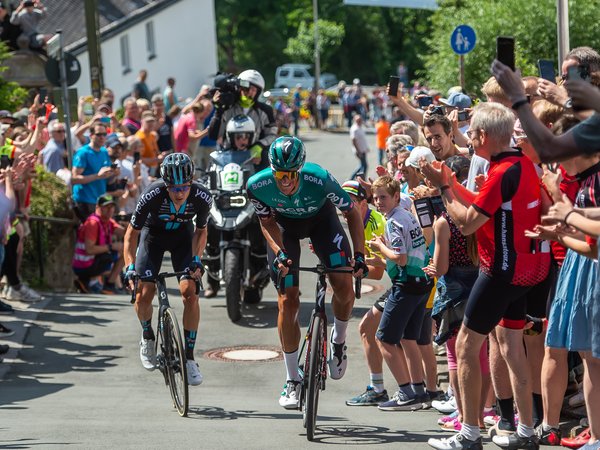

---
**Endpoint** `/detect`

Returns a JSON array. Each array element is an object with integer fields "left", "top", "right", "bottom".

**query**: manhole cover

[{"left": 204, "top": 346, "right": 283, "bottom": 362}]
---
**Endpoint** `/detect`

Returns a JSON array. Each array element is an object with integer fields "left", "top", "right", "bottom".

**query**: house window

[
  {"left": 120, "top": 34, "right": 131, "bottom": 74},
  {"left": 146, "top": 21, "right": 156, "bottom": 60}
]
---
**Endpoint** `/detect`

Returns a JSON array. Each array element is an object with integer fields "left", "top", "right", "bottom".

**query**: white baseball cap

[{"left": 406, "top": 146, "right": 436, "bottom": 168}]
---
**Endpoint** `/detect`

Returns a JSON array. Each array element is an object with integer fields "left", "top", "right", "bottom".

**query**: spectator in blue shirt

[{"left": 41, "top": 120, "right": 66, "bottom": 174}]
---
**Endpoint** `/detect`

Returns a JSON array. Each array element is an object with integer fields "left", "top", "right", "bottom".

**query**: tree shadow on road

[{"left": 0, "top": 295, "right": 123, "bottom": 408}]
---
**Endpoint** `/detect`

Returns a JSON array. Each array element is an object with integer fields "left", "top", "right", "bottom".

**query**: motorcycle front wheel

[{"left": 224, "top": 248, "right": 243, "bottom": 322}]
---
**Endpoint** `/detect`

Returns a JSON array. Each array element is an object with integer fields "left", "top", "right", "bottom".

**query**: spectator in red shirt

[
  {"left": 423, "top": 102, "right": 549, "bottom": 450},
  {"left": 72, "top": 194, "right": 125, "bottom": 294},
  {"left": 174, "top": 101, "right": 210, "bottom": 162}
]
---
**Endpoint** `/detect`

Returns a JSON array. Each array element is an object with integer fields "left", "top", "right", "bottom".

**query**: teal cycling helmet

[
  {"left": 160, "top": 152, "right": 195, "bottom": 185},
  {"left": 268, "top": 136, "right": 306, "bottom": 172}
]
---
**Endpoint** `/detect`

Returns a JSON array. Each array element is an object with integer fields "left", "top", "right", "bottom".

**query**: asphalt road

[{"left": 0, "top": 128, "right": 457, "bottom": 449}]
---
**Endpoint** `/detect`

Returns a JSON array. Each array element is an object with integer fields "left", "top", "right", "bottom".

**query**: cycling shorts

[
  {"left": 268, "top": 202, "right": 352, "bottom": 289},
  {"left": 135, "top": 225, "right": 194, "bottom": 281},
  {"left": 463, "top": 273, "right": 534, "bottom": 335}
]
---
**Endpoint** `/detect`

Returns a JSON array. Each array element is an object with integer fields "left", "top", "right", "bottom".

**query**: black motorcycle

[{"left": 202, "top": 149, "right": 270, "bottom": 322}]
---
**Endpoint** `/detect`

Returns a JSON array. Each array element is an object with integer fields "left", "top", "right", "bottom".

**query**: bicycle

[
  {"left": 130, "top": 270, "right": 202, "bottom": 417},
  {"left": 280, "top": 264, "right": 361, "bottom": 441}
]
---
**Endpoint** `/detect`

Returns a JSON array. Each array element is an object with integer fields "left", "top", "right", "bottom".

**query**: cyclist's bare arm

[
  {"left": 192, "top": 226, "right": 208, "bottom": 258},
  {"left": 123, "top": 225, "right": 140, "bottom": 268},
  {"left": 343, "top": 207, "right": 366, "bottom": 272}
]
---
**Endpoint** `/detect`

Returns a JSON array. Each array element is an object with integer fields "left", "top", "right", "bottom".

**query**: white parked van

[{"left": 274, "top": 64, "right": 337, "bottom": 89}]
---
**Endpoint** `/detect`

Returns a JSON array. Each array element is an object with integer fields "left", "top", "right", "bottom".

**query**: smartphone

[
  {"left": 110, "top": 163, "right": 118, "bottom": 170},
  {"left": 0, "top": 155, "right": 10, "bottom": 170},
  {"left": 496, "top": 36, "right": 515, "bottom": 71},
  {"left": 430, "top": 106, "right": 444, "bottom": 116},
  {"left": 388, "top": 76, "right": 400, "bottom": 97},
  {"left": 133, "top": 152, "right": 140, "bottom": 164},
  {"left": 430, "top": 195, "right": 446, "bottom": 217},
  {"left": 537, "top": 59, "right": 556, "bottom": 83},
  {"left": 414, "top": 198, "right": 434, "bottom": 228},
  {"left": 417, "top": 96, "right": 434, "bottom": 108},
  {"left": 457, "top": 110, "right": 470, "bottom": 122}
]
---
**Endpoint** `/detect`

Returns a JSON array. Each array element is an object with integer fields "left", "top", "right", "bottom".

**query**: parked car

[{"left": 274, "top": 64, "right": 337, "bottom": 90}]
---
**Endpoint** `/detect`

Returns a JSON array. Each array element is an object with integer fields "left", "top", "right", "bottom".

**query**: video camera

[{"left": 210, "top": 72, "right": 240, "bottom": 110}]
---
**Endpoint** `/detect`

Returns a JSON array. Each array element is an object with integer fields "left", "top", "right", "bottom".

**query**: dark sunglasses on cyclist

[
  {"left": 167, "top": 185, "right": 191, "bottom": 193},
  {"left": 273, "top": 170, "right": 299, "bottom": 181}
]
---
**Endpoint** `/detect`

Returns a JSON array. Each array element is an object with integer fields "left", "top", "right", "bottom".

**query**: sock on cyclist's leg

[
  {"left": 370, "top": 373, "right": 384, "bottom": 393},
  {"left": 184, "top": 329, "right": 197, "bottom": 360},
  {"left": 140, "top": 320, "right": 155, "bottom": 341},
  {"left": 283, "top": 349, "right": 302, "bottom": 382},
  {"left": 332, "top": 317, "right": 348, "bottom": 344}
]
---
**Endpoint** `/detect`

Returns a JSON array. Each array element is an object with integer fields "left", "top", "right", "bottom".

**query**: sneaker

[
  {"left": 378, "top": 390, "right": 428, "bottom": 411},
  {"left": 561, "top": 428, "right": 590, "bottom": 449},
  {"left": 485, "top": 415, "right": 501, "bottom": 427},
  {"left": 483, "top": 408, "right": 496, "bottom": 423},
  {"left": 0, "top": 300, "right": 14, "bottom": 314},
  {"left": 535, "top": 424, "right": 561, "bottom": 446},
  {"left": 575, "top": 442, "right": 600, "bottom": 450},
  {"left": 18, "top": 285, "right": 43, "bottom": 302},
  {"left": 440, "top": 418, "right": 463, "bottom": 432},
  {"left": 433, "top": 396, "right": 458, "bottom": 414},
  {"left": 492, "top": 433, "right": 540, "bottom": 450},
  {"left": 0, "top": 323, "right": 14, "bottom": 337},
  {"left": 428, "top": 433, "right": 483, "bottom": 450},
  {"left": 4, "top": 286, "right": 23, "bottom": 302},
  {"left": 346, "top": 386, "right": 389, "bottom": 406},
  {"left": 88, "top": 281, "right": 103, "bottom": 294},
  {"left": 488, "top": 422, "right": 517, "bottom": 438},
  {"left": 139, "top": 337, "right": 156, "bottom": 371},
  {"left": 328, "top": 329, "right": 347, "bottom": 380},
  {"left": 438, "top": 410, "right": 460, "bottom": 426},
  {"left": 279, "top": 380, "right": 301, "bottom": 409},
  {"left": 186, "top": 360, "right": 203, "bottom": 386}
]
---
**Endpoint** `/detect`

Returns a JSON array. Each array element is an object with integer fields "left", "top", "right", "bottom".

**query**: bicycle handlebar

[
  {"left": 276, "top": 265, "right": 362, "bottom": 299},
  {"left": 128, "top": 269, "right": 205, "bottom": 304}
]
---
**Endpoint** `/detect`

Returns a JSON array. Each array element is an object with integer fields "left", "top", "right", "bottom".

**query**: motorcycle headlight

[{"left": 229, "top": 195, "right": 247, "bottom": 208}]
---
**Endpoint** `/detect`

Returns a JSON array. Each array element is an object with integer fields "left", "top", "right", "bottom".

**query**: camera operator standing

[{"left": 208, "top": 69, "right": 277, "bottom": 171}]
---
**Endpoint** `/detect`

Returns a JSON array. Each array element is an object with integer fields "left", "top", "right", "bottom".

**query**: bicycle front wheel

[
  {"left": 304, "top": 315, "right": 324, "bottom": 441},
  {"left": 162, "top": 308, "right": 189, "bottom": 416}
]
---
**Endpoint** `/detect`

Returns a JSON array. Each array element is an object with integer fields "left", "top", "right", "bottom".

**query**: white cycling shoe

[
  {"left": 139, "top": 337, "right": 156, "bottom": 371},
  {"left": 186, "top": 360, "right": 203, "bottom": 386}
]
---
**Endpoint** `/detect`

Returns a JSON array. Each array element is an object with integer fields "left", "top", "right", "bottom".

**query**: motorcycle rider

[
  {"left": 204, "top": 114, "right": 269, "bottom": 300},
  {"left": 208, "top": 69, "right": 277, "bottom": 171}
]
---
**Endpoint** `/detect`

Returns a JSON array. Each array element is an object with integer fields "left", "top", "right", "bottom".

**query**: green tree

[
  {"left": 420, "top": 0, "right": 600, "bottom": 97},
  {"left": 284, "top": 19, "right": 345, "bottom": 73},
  {"left": 0, "top": 40, "right": 27, "bottom": 110}
]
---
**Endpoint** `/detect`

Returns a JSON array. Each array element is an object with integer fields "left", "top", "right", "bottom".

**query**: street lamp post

[
  {"left": 556, "top": 0, "right": 569, "bottom": 65},
  {"left": 313, "top": 0, "right": 321, "bottom": 128}
]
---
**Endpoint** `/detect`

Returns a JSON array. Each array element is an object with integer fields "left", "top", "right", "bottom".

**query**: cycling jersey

[
  {"left": 472, "top": 150, "right": 549, "bottom": 286},
  {"left": 384, "top": 205, "right": 431, "bottom": 293},
  {"left": 130, "top": 180, "right": 212, "bottom": 231},
  {"left": 364, "top": 207, "right": 385, "bottom": 258},
  {"left": 247, "top": 162, "right": 354, "bottom": 219}
]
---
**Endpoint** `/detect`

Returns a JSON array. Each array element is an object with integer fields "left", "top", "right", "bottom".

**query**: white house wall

[{"left": 72, "top": 0, "right": 217, "bottom": 106}]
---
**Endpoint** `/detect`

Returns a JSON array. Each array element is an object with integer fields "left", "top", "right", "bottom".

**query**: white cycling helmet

[
  {"left": 226, "top": 114, "right": 256, "bottom": 149},
  {"left": 238, "top": 69, "right": 265, "bottom": 91}
]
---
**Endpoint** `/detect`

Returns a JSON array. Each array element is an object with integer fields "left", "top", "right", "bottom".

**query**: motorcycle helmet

[
  {"left": 238, "top": 69, "right": 265, "bottom": 98},
  {"left": 160, "top": 152, "right": 195, "bottom": 185},
  {"left": 226, "top": 114, "right": 256, "bottom": 149},
  {"left": 268, "top": 136, "right": 306, "bottom": 172}
]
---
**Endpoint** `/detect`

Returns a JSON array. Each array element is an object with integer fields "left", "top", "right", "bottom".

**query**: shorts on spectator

[
  {"left": 73, "top": 252, "right": 114, "bottom": 282},
  {"left": 417, "top": 308, "right": 433, "bottom": 345},
  {"left": 376, "top": 284, "right": 430, "bottom": 344}
]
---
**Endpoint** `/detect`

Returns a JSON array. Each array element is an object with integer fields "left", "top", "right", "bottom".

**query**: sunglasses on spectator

[
  {"left": 167, "top": 185, "right": 191, "bottom": 193},
  {"left": 54, "top": 129, "right": 66, "bottom": 133},
  {"left": 273, "top": 170, "right": 299, "bottom": 181},
  {"left": 94, "top": 132, "right": 107, "bottom": 137}
]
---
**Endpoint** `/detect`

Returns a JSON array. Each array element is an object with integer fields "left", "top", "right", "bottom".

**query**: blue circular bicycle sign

[{"left": 451, "top": 25, "right": 476, "bottom": 55}]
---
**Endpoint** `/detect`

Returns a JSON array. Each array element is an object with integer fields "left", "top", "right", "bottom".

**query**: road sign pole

[
  {"left": 56, "top": 30, "right": 74, "bottom": 171},
  {"left": 459, "top": 55, "right": 465, "bottom": 90}
]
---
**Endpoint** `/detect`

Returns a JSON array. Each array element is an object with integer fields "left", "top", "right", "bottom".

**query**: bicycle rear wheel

[
  {"left": 304, "top": 315, "right": 324, "bottom": 441},
  {"left": 162, "top": 308, "right": 189, "bottom": 416}
]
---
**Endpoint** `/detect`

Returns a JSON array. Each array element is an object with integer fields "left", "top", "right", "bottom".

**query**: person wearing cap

[
  {"left": 41, "top": 120, "right": 66, "bottom": 174},
  {"left": 72, "top": 194, "right": 125, "bottom": 294},
  {"left": 71, "top": 123, "right": 116, "bottom": 222},
  {"left": 400, "top": 146, "right": 436, "bottom": 191}
]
